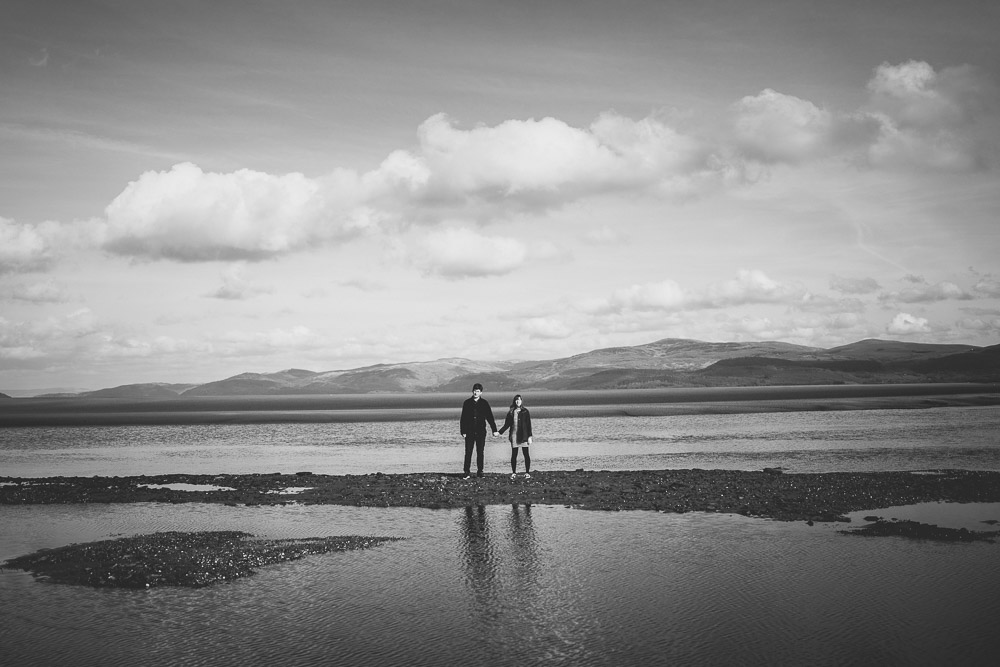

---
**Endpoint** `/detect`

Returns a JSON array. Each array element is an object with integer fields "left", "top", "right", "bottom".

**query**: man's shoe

[
  {"left": 510, "top": 473, "right": 517, "bottom": 480},
  {"left": 524, "top": 473, "right": 531, "bottom": 479},
  {"left": 462, "top": 474, "right": 471, "bottom": 480},
  {"left": 476, "top": 472, "right": 484, "bottom": 478}
]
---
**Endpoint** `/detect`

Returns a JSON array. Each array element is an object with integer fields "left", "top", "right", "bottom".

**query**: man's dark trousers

[{"left": 464, "top": 431, "right": 486, "bottom": 476}]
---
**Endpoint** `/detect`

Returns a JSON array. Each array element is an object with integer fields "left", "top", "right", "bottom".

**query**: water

[
  {"left": 2, "top": 406, "right": 1000, "bottom": 665},
  {"left": 2, "top": 406, "right": 998, "bottom": 477},
  {"left": 2, "top": 502, "right": 999, "bottom": 667}
]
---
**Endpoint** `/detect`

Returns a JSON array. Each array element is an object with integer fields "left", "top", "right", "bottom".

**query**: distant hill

[
  {"left": 82, "top": 383, "right": 199, "bottom": 399},
  {"left": 823, "top": 339, "right": 977, "bottom": 361},
  {"left": 20, "top": 337, "right": 997, "bottom": 398}
]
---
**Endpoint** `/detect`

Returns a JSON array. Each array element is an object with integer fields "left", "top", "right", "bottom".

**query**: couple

[{"left": 459, "top": 383, "right": 533, "bottom": 480}]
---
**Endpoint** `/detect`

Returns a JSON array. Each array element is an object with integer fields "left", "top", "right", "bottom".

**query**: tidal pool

[{"left": 2, "top": 501, "right": 999, "bottom": 666}]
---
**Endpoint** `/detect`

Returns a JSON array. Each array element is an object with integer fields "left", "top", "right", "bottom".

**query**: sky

[{"left": 2, "top": 0, "right": 999, "bottom": 393}]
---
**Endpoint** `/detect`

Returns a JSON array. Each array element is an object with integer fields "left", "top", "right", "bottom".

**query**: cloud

[
  {"left": 210, "top": 326, "right": 323, "bottom": 358},
  {"left": 699, "top": 269, "right": 806, "bottom": 307},
  {"left": 413, "top": 226, "right": 528, "bottom": 278},
  {"left": 956, "top": 315, "right": 1000, "bottom": 334},
  {"left": 102, "top": 162, "right": 373, "bottom": 262},
  {"left": 0, "top": 217, "right": 56, "bottom": 273},
  {"left": 519, "top": 317, "right": 573, "bottom": 340},
  {"left": 609, "top": 280, "right": 688, "bottom": 312},
  {"left": 972, "top": 276, "right": 1000, "bottom": 297},
  {"left": 595, "top": 270, "right": 805, "bottom": 315},
  {"left": 732, "top": 89, "right": 877, "bottom": 164},
  {"left": 205, "top": 264, "right": 270, "bottom": 300},
  {"left": 866, "top": 61, "right": 999, "bottom": 171},
  {"left": 3, "top": 280, "right": 69, "bottom": 303},
  {"left": 886, "top": 312, "right": 931, "bottom": 334},
  {"left": 387, "top": 112, "right": 727, "bottom": 207},
  {"left": 880, "top": 279, "right": 972, "bottom": 303},
  {"left": 830, "top": 275, "right": 881, "bottom": 295}
]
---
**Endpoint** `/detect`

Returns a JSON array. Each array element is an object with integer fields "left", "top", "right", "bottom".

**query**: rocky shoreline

[
  {"left": 4, "top": 468, "right": 1000, "bottom": 522},
  {"left": 5, "top": 469, "right": 999, "bottom": 588}
]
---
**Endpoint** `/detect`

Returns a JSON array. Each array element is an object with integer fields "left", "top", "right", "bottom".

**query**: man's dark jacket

[{"left": 460, "top": 397, "right": 498, "bottom": 435}]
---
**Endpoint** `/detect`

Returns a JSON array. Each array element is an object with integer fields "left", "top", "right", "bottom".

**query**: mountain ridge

[{"left": 27, "top": 337, "right": 997, "bottom": 398}]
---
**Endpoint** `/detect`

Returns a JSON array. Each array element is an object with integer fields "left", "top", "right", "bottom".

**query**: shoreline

[
  {"left": 1, "top": 384, "right": 997, "bottom": 426},
  {"left": 4, "top": 468, "right": 1000, "bottom": 523}
]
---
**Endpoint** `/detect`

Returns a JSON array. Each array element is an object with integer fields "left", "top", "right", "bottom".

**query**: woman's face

[{"left": 515, "top": 396, "right": 522, "bottom": 407}]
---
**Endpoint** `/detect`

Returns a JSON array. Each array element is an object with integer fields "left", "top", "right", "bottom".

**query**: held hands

[
  {"left": 492, "top": 431, "right": 499, "bottom": 437},
  {"left": 528, "top": 437, "right": 532, "bottom": 445}
]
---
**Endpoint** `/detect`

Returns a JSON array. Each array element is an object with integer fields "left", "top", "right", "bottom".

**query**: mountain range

[{"left": 12, "top": 337, "right": 997, "bottom": 399}]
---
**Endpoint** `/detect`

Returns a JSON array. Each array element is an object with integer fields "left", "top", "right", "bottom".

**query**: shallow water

[
  {"left": 2, "top": 405, "right": 998, "bottom": 477},
  {"left": 2, "top": 502, "right": 999, "bottom": 667}
]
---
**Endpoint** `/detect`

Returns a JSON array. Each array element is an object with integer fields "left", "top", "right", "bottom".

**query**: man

[{"left": 460, "top": 383, "right": 498, "bottom": 478}]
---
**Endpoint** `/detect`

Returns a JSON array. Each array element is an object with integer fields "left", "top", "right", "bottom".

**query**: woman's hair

[{"left": 508, "top": 394, "right": 522, "bottom": 410}]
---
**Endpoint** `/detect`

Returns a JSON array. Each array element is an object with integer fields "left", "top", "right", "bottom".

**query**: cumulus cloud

[
  {"left": 732, "top": 89, "right": 877, "bottom": 163},
  {"left": 102, "top": 162, "right": 373, "bottom": 262},
  {"left": 699, "top": 269, "right": 806, "bottom": 307},
  {"left": 385, "top": 112, "right": 727, "bottom": 207},
  {"left": 596, "top": 270, "right": 804, "bottom": 315},
  {"left": 830, "top": 275, "right": 881, "bottom": 295},
  {"left": 866, "top": 61, "right": 999, "bottom": 171},
  {"left": 0, "top": 217, "right": 57, "bottom": 273},
  {"left": 413, "top": 226, "right": 528, "bottom": 278},
  {"left": 887, "top": 312, "right": 931, "bottom": 334},
  {"left": 880, "top": 279, "right": 972, "bottom": 303},
  {"left": 956, "top": 315, "right": 1000, "bottom": 334}
]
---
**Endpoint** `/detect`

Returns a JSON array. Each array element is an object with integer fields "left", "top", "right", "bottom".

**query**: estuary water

[
  {"left": 2, "top": 405, "right": 1000, "bottom": 666},
  {"left": 1, "top": 405, "right": 998, "bottom": 477}
]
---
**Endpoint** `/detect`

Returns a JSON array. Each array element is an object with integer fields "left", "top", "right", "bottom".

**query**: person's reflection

[
  {"left": 507, "top": 503, "right": 540, "bottom": 591},
  {"left": 459, "top": 504, "right": 500, "bottom": 620}
]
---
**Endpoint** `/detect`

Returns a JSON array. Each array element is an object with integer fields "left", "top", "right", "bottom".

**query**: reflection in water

[
  {"left": 459, "top": 505, "right": 501, "bottom": 622},
  {"left": 457, "top": 504, "right": 600, "bottom": 664}
]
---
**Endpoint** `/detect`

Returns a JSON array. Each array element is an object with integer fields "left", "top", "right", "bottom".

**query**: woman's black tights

[{"left": 511, "top": 447, "right": 530, "bottom": 473}]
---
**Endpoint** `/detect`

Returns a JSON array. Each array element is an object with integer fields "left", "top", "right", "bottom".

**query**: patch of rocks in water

[
  {"left": 2, "top": 530, "right": 402, "bottom": 589},
  {"left": 3, "top": 469, "right": 1000, "bottom": 525},
  {"left": 839, "top": 518, "right": 999, "bottom": 542}
]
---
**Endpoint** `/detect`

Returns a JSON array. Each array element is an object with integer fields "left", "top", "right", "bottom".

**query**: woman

[{"left": 498, "top": 394, "right": 533, "bottom": 480}]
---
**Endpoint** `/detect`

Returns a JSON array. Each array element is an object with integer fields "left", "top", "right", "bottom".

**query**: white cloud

[
  {"left": 102, "top": 162, "right": 372, "bottom": 262},
  {"left": 609, "top": 280, "right": 688, "bottom": 312},
  {"left": 880, "top": 279, "right": 972, "bottom": 303},
  {"left": 732, "top": 89, "right": 878, "bottom": 164},
  {"left": 830, "top": 275, "right": 881, "bottom": 295},
  {"left": 887, "top": 312, "right": 931, "bottom": 334},
  {"left": 0, "top": 217, "right": 56, "bottom": 273},
  {"left": 866, "top": 61, "right": 999, "bottom": 171},
  {"left": 413, "top": 226, "right": 528, "bottom": 278},
  {"left": 700, "top": 269, "right": 805, "bottom": 307}
]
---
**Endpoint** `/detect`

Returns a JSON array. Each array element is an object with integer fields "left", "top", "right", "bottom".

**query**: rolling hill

[{"left": 29, "top": 337, "right": 996, "bottom": 398}]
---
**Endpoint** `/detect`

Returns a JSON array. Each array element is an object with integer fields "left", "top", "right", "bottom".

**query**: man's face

[{"left": 473, "top": 388, "right": 482, "bottom": 399}]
